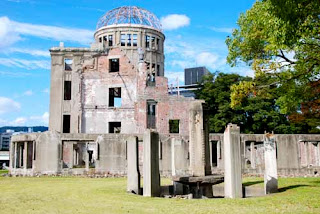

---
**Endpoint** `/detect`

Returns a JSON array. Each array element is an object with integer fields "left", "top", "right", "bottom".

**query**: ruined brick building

[{"left": 9, "top": 6, "right": 320, "bottom": 176}]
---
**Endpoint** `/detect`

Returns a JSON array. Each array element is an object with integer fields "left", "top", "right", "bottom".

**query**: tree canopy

[
  {"left": 226, "top": 0, "right": 320, "bottom": 132},
  {"left": 195, "top": 72, "right": 299, "bottom": 133},
  {"left": 226, "top": 0, "right": 320, "bottom": 113}
]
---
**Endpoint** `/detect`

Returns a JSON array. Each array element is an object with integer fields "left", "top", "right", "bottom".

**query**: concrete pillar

[
  {"left": 85, "top": 143, "right": 89, "bottom": 172},
  {"left": 217, "top": 141, "right": 221, "bottom": 168},
  {"left": 224, "top": 124, "right": 242, "bottom": 198},
  {"left": 189, "top": 101, "right": 211, "bottom": 176},
  {"left": 23, "top": 141, "right": 28, "bottom": 170},
  {"left": 143, "top": 130, "right": 160, "bottom": 197},
  {"left": 127, "top": 136, "right": 140, "bottom": 194},
  {"left": 264, "top": 134, "right": 278, "bottom": 194},
  {"left": 209, "top": 140, "right": 213, "bottom": 168},
  {"left": 171, "top": 138, "right": 176, "bottom": 176},
  {"left": 13, "top": 142, "right": 17, "bottom": 169},
  {"left": 317, "top": 142, "right": 320, "bottom": 166},
  {"left": 251, "top": 142, "right": 256, "bottom": 169}
]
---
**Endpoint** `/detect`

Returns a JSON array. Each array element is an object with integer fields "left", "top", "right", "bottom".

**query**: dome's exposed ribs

[{"left": 96, "top": 6, "right": 162, "bottom": 31}]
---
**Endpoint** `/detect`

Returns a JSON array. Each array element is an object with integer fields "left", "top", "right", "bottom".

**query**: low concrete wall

[{"left": 9, "top": 132, "right": 320, "bottom": 177}]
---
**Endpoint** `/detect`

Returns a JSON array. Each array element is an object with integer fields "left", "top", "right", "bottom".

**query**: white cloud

[
  {"left": 4, "top": 47, "right": 50, "bottom": 57},
  {"left": 0, "top": 97, "right": 21, "bottom": 114},
  {"left": 0, "top": 17, "right": 21, "bottom": 48},
  {"left": 0, "top": 58, "right": 50, "bottom": 70},
  {"left": 210, "top": 27, "right": 233, "bottom": 34},
  {"left": 30, "top": 112, "right": 49, "bottom": 125},
  {"left": 0, "top": 71, "right": 31, "bottom": 77},
  {"left": 10, "top": 117, "right": 27, "bottom": 125},
  {"left": 42, "top": 88, "right": 49, "bottom": 94},
  {"left": 23, "top": 90, "right": 33, "bottom": 96},
  {"left": 161, "top": 14, "right": 190, "bottom": 30},
  {"left": 195, "top": 52, "right": 219, "bottom": 69},
  {"left": 165, "top": 71, "right": 184, "bottom": 85},
  {"left": 0, "top": 16, "right": 94, "bottom": 49}
]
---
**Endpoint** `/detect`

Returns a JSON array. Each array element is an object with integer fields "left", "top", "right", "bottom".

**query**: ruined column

[
  {"left": 127, "top": 136, "right": 140, "bottom": 194},
  {"left": 23, "top": 141, "right": 28, "bottom": 170},
  {"left": 143, "top": 130, "right": 160, "bottom": 197},
  {"left": 85, "top": 143, "right": 90, "bottom": 172},
  {"left": 250, "top": 142, "right": 256, "bottom": 169},
  {"left": 217, "top": 140, "right": 221, "bottom": 168},
  {"left": 171, "top": 138, "right": 176, "bottom": 176},
  {"left": 264, "top": 133, "right": 278, "bottom": 194},
  {"left": 224, "top": 124, "right": 242, "bottom": 198},
  {"left": 13, "top": 142, "right": 17, "bottom": 169},
  {"left": 189, "top": 101, "right": 211, "bottom": 176}
]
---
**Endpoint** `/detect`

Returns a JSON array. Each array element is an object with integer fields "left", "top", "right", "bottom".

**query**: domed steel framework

[{"left": 96, "top": 6, "right": 162, "bottom": 31}]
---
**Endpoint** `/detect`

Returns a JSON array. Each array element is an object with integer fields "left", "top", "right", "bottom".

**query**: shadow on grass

[
  {"left": 278, "top": 185, "right": 309, "bottom": 192},
  {"left": 243, "top": 180, "right": 264, "bottom": 187}
]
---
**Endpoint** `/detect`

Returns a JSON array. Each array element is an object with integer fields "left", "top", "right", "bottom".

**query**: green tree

[
  {"left": 196, "top": 72, "right": 294, "bottom": 133},
  {"left": 226, "top": 0, "right": 320, "bottom": 118}
]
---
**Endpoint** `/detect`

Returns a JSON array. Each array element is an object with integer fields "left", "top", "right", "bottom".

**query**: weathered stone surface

[
  {"left": 143, "top": 130, "right": 160, "bottom": 197},
  {"left": 127, "top": 136, "right": 140, "bottom": 194},
  {"left": 224, "top": 124, "right": 242, "bottom": 198},
  {"left": 189, "top": 101, "right": 211, "bottom": 176},
  {"left": 264, "top": 133, "right": 278, "bottom": 194}
]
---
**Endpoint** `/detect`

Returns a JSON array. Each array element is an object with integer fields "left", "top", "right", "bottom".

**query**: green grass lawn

[{"left": 0, "top": 176, "right": 319, "bottom": 214}]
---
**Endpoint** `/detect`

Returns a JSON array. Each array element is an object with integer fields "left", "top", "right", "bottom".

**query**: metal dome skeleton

[{"left": 96, "top": 6, "right": 162, "bottom": 31}]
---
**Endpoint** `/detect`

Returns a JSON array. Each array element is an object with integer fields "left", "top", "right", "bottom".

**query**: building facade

[
  {"left": 9, "top": 6, "right": 320, "bottom": 177},
  {"left": 9, "top": 6, "right": 207, "bottom": 176}
]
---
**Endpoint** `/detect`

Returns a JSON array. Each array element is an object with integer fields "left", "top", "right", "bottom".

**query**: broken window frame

[
  {"left": 127, "top": 34, "right": 131, "bottom": 46},
  {"left": 63, "top": 114, "right": 71, "bottom": 133},
  {"left": 108, "top": 35, "right": 113, "bottom": 46},
  {"left": 145, "top": 35, "right": 150, "bottom": 48},
  {"left": 156, "top": 38, "right": 160, "bottom": 50},
  {"left": 147, "top": 101, "right": 156, "bottom": 129},
  {"left": 64, "top": 58, "right": 73, "bottom": 71},
  {"left": 109, "top": 58, "right": 119, "bottom": 72},
  {"left": 64, "top": 81, "right": 72, "bottom": 100},
  {"left": 151, "top": 36, "right": 156, "bottom": 49},
  {"left": 132, "top": 34, "right": 137, "bottom": 46},
  {"left": 121, "top": 34, "right": 126, "bottom": 46},
  {"left": 169, "top": 119, "right": 180, "bottom": 134},
  {"left": 109, "top": 122, "right": 121, "bottom": 133},
  {"left": 109, "top": 87, "right": 121, "bottom": 107},
  {"left": 157, "top": 64, "right": 160, "bottom": 76}
]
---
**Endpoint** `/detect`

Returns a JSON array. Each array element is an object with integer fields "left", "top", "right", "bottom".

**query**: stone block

[
  {"left": 143, "top": 130, "right": 160, "bottom": 197},
  {"left": 264, "top": 133, "right": 278, "bottom": 194},
  {"left": 127, "top": 136, "right": 140, "bottom": 194},
  {"left": 224, "top": 124, "right": 242, "bottom": 198}
]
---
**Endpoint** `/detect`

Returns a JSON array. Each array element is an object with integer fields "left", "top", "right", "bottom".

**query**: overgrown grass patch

[{"left": 0, "top": 176, "right": 319, "bottom": 213}]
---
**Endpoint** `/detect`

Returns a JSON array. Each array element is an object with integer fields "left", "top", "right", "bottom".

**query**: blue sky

[{"left": 0, "top": 0, "right": 255, "bottom": 127}]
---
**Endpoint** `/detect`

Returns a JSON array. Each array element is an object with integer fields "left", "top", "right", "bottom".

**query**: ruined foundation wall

[
  {"left": 10, "top": 132, "right": 320, "bottom": 176},
  {"left": 210, "top": 134, "right": 320, "bottom": 176}
]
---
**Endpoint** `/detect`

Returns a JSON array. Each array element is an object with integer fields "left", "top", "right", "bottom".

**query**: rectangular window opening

[
  {"left": 64, "top": 81, "right": 71, "bottom": 100},
  {"left": 157, "top": 38, "right": 160, "bottom": 50},
  {"left": 63, "top": 115, "right": 71, "bottom": 133},
  {"left": 133, "top": 34, "right": 137, "bottom": 46},
  {"left": 127, "top": 34, "right": 131, "bottom": 46},
  {"left": 121, "top": 34, "right": 126, "bottom": 46},
  {"left": 151, "top": 37, "right": 156, "bottom": 49},
  {"left": 157, "top": 64, "right": 160, "bottom": 76},
  {"left": 64, "top": 59, "right": 72, "bottom": 71},
  {"left": 145, "top": 35, "right": 150, "bottom": 48},
  {"left": 108, "top": 35, "right": 113, "bottom": 46},
  {"left": 211, "top": 141, "right": 218, "bottom": 167},
  {"left": 109, "top": 58, "right": 119, "bottom": 72},
  {"left": 147, "top": 102, "right": 156, "bottom": 129},
  {"left": 109, "top": 122, "right": 121, "bottom": 133},
  {"left": 169, "top": 119, "right": 179, "bottom": 133},
  {"left": 109, "top": 87, "right": 121, "bottom": 107}
]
